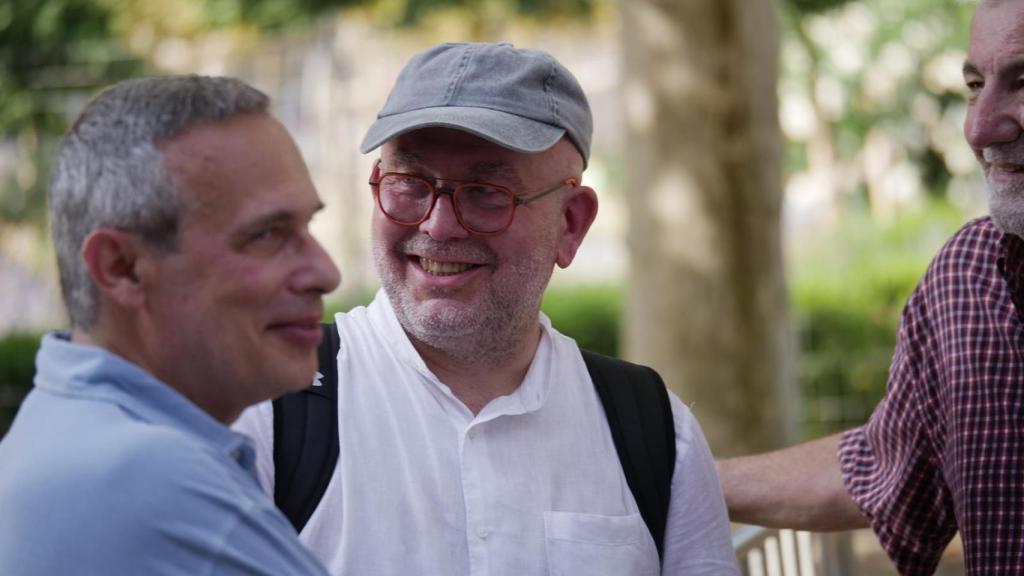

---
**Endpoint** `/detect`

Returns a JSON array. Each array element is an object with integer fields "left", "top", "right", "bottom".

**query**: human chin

[
  {"left": 987, "top": 177, "right": 1024, "bottom": 238},
  {"left": 255, "top": 340, "right": 319, "bottom": 399},
  {"left": 383, "top": 271, "right": 486, "bottom": 339}
]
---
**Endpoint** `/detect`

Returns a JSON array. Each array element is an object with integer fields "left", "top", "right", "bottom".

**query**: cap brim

[{"left": 360, "top": 106, "right": 566, "bottom": 155}]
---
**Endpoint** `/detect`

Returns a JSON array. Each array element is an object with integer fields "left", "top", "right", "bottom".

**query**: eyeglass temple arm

[
  {"left": 513, "top": 178, "right": 578, "bottom": 207},
  {"left": 369, "top": 158, "right": 382, "bottom": 186}
]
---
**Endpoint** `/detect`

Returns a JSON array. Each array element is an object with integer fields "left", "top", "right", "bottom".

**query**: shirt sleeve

[
  {"left": 660, "top": 392, "right": 741, "bottom": 575},
  {"left": 838, "top": 282, "right": 957, "bottom": 575},
  {"left": 232, "top": 400, "right": 276, "bottom": 496}
]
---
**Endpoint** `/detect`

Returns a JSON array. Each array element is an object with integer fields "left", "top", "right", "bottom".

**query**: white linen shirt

[{"left": 235, "top": 291, "right": 738, "bottom": 575}]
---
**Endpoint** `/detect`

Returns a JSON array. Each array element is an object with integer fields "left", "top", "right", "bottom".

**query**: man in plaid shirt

[{"left": 718, "top": 1, "right": 1024, "bottom": 574}]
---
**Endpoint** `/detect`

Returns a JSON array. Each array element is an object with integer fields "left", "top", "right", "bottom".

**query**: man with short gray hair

[
  {"left": 0, "top": 75, "right": 338, "bottom": 575},
  {"left": 719, "top": 1, "right": 1024, "bottom": 573}
]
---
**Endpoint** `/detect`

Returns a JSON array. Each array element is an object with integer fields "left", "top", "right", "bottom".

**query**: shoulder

[
  {"left": 578, "top": 350, "right": 672, "bottom": 425},
  {"left": 98, "top": 427, "right": 319, "bottom": 574},
  {"left": 665, "top": 393, "right": 713, "bottom": 464},
  {"left": 87, "top": 422, "right": 253, "bottom": 517},
  {"left": 897, "top": 216, "right": 1004, "bottom": 327},
  {"left": 5, "top": 404, "right": 218, "bottom": 497},
  {"left": 926, "top": 216, "right": 1002, "bottom": 279},
  {"left": 0, "top": 417, "right": 268, "bottom": 572}
]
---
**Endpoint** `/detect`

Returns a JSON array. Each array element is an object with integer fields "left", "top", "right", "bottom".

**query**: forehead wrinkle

[
  {"left": 971, "top": 3, "right": 1024, "bottom": 65},
  {"left": 965, "top": 54, "right": 1024, "bottom": 84},
  {"left": 467, "top": 160, "right": 522, "bottom": 187},
  {"left": 387, "top": 150, "right": 425, "bottom": 168},
  {"left": 385, "top": 147, "right": 524, "bottom": 187},
  {"left": 256, "top": 199, "right": 324, "bottom": 225}
]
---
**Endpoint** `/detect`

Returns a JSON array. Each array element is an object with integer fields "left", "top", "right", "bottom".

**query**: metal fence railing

[{"left": 734, "top": 525, "right": 854, "bottom": 576}]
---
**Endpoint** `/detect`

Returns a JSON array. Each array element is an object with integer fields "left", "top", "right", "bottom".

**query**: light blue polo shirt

[{"left": 0, "top": 333, "right": 328, "bottom": 576}]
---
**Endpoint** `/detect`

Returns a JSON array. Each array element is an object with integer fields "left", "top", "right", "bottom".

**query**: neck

[
  {"left": 75, "top": 320, "right": 239, "bottom": 424},
  {"left": 411, "top": 323, "right": 543, "bottom": 415},
  {"left": 72, "top": 325, "right": 149, "bottom": 374}
]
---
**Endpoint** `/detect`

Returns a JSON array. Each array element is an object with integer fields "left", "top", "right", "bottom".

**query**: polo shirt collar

[{"left": 34, "top": 333, "right": 251, "bottom": 464}]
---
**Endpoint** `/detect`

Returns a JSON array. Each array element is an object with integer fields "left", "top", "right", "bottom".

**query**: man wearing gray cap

[{"left": 235, "top": 42, "right": 737, "bottom": 575}]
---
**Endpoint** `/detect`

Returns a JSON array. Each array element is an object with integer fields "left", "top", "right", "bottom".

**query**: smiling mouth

[
  {"left": 993, "top": 163, "right": 1024, "bottom": 174},
  {"left": 419, "top": 257, "right": 477, "bottom": 276},
  {"left": 266, "top": 319, "right": 323, "bottom": 348}
]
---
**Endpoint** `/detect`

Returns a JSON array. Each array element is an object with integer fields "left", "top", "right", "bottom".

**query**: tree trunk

[{"left": 621, "top": 0, "right": 795, "bottom": 456}]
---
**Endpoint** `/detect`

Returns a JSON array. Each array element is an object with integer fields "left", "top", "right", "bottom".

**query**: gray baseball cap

[{"left": 360, "top": 42, "right": 592, "bottom": 166}]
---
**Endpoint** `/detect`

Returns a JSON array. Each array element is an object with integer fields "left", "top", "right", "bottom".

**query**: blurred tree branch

[
  {"left": 0, "top": 0, "right": 596, "bottom": 227},
  {"left": 0, "top": 0, "right": 142, "bottom": 225}
]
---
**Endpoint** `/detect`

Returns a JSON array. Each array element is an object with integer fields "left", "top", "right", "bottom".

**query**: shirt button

[
  {"left": 467, "top": 428, "right": 477, "bottom": 440},
  {"left": 476, "top": 527, "right": 489, "bottom": 540}
]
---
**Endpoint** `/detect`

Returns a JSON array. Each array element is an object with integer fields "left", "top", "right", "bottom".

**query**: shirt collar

[
  {"left": 998, "top": 232, "right": 1024, "bottom": 323},
  {"left": 367, "top": 289, "right": 433, "bottom": 375},
  {"left": 34, "top": 333, "right": 252, "bottom": 464}
]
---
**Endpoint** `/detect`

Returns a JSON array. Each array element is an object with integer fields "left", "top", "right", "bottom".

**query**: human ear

[
  {"left": 555, "top": 185, "right": 599, "bottom": 269},
  {"left": 80, "top": 229, "right": 149, "bottom": 310}
]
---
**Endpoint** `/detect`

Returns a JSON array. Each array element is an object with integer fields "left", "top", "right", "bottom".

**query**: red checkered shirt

[{"left": 839, "top": 217, "right": 1024, "bottom": 575}]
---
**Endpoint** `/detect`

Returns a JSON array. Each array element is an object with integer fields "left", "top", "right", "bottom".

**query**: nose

[
  {"left": 294, "top": 232, "right": 341, "bottom": 296},
  {"left": 965, "top": 88, "right": 1023, "bottom": 151},
  {"left": 418, "top": 192, "right": 470, "bottom": 241}
]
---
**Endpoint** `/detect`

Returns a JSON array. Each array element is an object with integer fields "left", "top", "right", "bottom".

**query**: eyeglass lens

[{"left": 377, "top": 173, "right": 515, "bottom": 233}]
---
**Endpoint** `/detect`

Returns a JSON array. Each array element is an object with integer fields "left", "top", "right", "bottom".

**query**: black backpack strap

[
  {"left": 582, "top": 349, "right": 675, "bottom": 559},
  {"left": 272, "top": 323, "right": 340, "bottom": 534}
]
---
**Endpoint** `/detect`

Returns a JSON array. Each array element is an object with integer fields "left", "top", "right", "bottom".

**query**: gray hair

[{"left": 49, "top": 75, "right": 270, "bottom": 330}]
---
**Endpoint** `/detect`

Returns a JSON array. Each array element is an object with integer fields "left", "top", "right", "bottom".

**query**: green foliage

[
  {"left": 784, "top": 0, "right": 855, "bottom": 17},
  {"left": 795, "top": 269, "right": 911, "bottom": 437},
  {"left": 0, "top": 332, "right": 41, "bottom": 438},
  {"left": 0, "top": 0, "right": 142, "bottom": 225},
  {"left": 320, "top": 284, "right": 623, "bottom": 357},
  {"left": 0, "top": 208, "right": 968, "bottom": 440},
  {"left": 202, "top": 0, "right": 352, "bottom": 29},
  {"left": 201, "top": 0, "right": 596, "bottom": 29},
  {"left": 792, "top": 201, "right": 966, "bottom": 436},
  {"left": 324, "top": 289, "right": 377, "bottom": 319},
  {"left": 0, "top": 0, "right": 148, "bottom": 132},
  {"left": 541, "top": 284, "right": 621, "bottom": 357}
]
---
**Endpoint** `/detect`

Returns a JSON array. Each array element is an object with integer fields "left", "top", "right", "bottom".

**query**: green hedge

[
  {"left": 541, "top": 284, "right": 621, "bottom": 357},
  {"left": 0, "top": 262, "right": 931, "bottom": 440},
  {"left": 0, "top": 333, "right": 42, "bottom": 437},
  {"left": 323, "top": 285, "right": 623, "bottom": 358},
  {"left": 794, "top": 266, "right": 919, "bottom": 436}
]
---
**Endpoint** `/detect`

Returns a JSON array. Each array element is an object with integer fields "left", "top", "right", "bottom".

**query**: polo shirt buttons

[
  {"left": 467, "top": 427, "right": 477, "bottom": 440},
  {"left": 476, "top": 527, "right": 489, "bottom": 540}
]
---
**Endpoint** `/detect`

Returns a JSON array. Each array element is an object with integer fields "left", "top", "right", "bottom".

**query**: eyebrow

[
  {"left": 386, "top": 151, "right": 523, "bottom": 187},
  {"left": 387, "top": 151, "right": 425, "bottom": 168},
  {"left": 963, "top": 56, "right": 1024, "bottom": 79},
  {"left": 236, "top": 202, "right": 325, "bottom": 237}
]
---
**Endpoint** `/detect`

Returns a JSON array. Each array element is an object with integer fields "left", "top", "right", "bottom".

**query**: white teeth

[{"left": 420, "top": 258, "right": 473, "bottom": 276}]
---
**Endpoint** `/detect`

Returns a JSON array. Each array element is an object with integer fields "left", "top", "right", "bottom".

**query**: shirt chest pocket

[{"left": 543, "top": 511, "right": 659, "bottom": 576}]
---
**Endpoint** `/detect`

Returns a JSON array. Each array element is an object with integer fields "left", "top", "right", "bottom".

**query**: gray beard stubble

[{"left": 373, "top": 235, "right": 556, "bottom": 367}]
